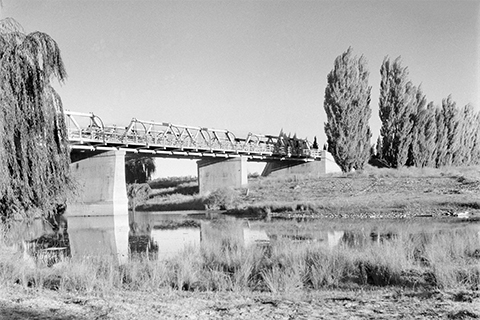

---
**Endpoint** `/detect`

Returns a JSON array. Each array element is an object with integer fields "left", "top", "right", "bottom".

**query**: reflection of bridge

[{"left": 65, "top": 111, "right": 321, "bottom": 161}]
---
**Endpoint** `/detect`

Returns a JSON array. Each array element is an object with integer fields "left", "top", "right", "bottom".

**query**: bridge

[
  {"left": 64, "top": 111, "right": 321, "bottom": 161},
  {"left": 64, "top": 110, "right": 340, "bottom": 220}
]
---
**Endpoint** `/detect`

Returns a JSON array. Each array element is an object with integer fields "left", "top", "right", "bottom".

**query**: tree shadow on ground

[{"left": 0, "top": 306, "right": 87, "bottom": 320}]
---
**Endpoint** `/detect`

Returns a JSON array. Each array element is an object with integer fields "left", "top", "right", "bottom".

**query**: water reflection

[
  {"left": 129, "top": 211, "right": 270, "bottom": 260},
  {"left": 152, "top": 228, "right": 200, "bottom": 259},
  {"left": 16, "top": 212, "right": 480, "bottom": 264},
  {"left": 67, "top": 214, "right": 129, "bottom": 263}
]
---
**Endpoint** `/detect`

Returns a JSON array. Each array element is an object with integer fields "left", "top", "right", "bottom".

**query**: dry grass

[
  {"left": 1, "top": 219, "right": 479, "bottom": 294},
  {"left": 133, "top": 165, "right": 480, "bottom": 219}
]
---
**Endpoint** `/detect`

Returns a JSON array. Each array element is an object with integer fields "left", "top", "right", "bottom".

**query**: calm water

[{"left": 12, "top": 211, "right": 480, "bottom": 263}]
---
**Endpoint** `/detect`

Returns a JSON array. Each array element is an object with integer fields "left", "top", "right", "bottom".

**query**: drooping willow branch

[{"left": 0, "top": 18, "right": 72, "bottom": 221}]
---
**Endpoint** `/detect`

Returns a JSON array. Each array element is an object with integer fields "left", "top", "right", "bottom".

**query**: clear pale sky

[{"left": 2, "top": 0, "right": 479, "bottom": 176}]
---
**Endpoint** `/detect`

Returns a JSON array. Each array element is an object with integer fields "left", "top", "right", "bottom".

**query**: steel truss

[{"left": 64, "top": 111, "right": 322, "bottom": 160}]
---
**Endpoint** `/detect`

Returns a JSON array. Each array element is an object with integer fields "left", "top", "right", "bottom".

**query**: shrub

[{"left": 204, "top": 187, "right": 241, "bottom": 210}]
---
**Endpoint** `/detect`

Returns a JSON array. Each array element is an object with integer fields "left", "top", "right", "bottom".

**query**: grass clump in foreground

[{"left": 1, "top": 221, "right": 479, "bottom": 294}]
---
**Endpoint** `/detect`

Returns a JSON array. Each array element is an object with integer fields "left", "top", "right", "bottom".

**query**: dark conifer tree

[
  {"left": 125, "top": 156, "right": 156, "bottom": 184},
  {"left": 312, "top": 136, "right": 319, "bottom": 149},
  {"left": 324, "top": 47, "right": 372, "bottom": 172}
]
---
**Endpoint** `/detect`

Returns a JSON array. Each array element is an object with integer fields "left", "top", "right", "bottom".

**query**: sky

[{"left": 2, "top": 0, "right": 479, "bottom": 177}]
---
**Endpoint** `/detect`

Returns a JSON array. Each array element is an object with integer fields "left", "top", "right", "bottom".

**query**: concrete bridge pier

[
  {"left": 262, "top": 150, "right": 341, "bottom": 177},
  {"left": 197, "top": 157, "right": 248, "bottom": 194},
  {"left": 66, "top": 150, "right": 129, "bottom": 263}
]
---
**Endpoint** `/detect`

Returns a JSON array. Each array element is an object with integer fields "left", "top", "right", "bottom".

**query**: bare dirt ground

[{"left": 1, "top": 284, "right": 479, "bottom": 320}]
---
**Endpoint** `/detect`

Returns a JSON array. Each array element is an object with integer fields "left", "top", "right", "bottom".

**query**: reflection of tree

[{"left": 129, "top": 222, "right": 158, "bottom": 259}]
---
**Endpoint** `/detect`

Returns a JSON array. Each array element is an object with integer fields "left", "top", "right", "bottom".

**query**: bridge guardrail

[{"left": 63, "top": 110, "right": 319, "bottom": 159}]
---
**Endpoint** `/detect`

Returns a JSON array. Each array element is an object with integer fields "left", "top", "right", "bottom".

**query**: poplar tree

[
  {"left": 457, "top": 104, "right": 476, "bottom": 165},
  {"left": 0, "top": 18, "right": 72, "bottom": 221},
  {"left": 422, "top": 102, "right": 438, "bottom": 167},
  {"left": 435, "top": 106, "right": 448, "bottom": 167},
  {"left": 408, "top": 86, "right": 427, "bottom": 166},
  {"left": 375, "top": 136, "right": 383, "bottom": 160},
  {"left": 324, "top": 47, "right": 372, "bottom": 172},
  {"left": 472, "top": 111, "right": 480, "bottom": 165},
  {"left": 378, "top": 57, "right": 416, "bottom": 168},
  {"left": 442, "top": 96, "right": 461, "bottom": 166}
]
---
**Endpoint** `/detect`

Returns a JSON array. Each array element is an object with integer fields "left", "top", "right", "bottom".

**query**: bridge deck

[{"left": 65, "top": 111, "right": 322, "bottom": 161}]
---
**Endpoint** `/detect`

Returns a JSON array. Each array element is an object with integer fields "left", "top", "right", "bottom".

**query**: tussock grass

[{"left": 1, "top": 220, "right": 479, "bottom": 294}]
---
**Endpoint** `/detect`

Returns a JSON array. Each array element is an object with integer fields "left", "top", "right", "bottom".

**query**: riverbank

[
  {"left": 1, "top": 165, "right": 480, "bottom": 319},
  {"left": 138, "top": 165, "right": 480, "bottom": 220},
  {"left": 1, "top": 216, "right": 480, "bottom": 319}
]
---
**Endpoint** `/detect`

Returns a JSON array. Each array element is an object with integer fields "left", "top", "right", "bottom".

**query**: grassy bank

[
  {"left": 135, "top": 165, "right": 480, "bottom": 220},
  {"left": 1, "top": 220, "right": 479, "bottom": 295}
]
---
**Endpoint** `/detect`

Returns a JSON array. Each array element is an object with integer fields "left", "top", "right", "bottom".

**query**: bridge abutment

[
  {"left": 197, "top": 157, "right": 248, "bottom": 194},
  {"left": 262, "top": 150, "right": 341, "bottom": 177}
]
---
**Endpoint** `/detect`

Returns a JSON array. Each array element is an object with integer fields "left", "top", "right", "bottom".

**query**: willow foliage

[
  {"left": 0, "top": 18, "right": 71, "bottom": 221},
  {"left": 324, "top": 47, "right": 372, "bottom": 172}
]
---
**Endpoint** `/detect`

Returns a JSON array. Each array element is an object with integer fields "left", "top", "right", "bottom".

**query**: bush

[
  {"left": 127, "top": 183, "right": 151, "bottom": 210},
  {"left": 204, "top": 188, "right": 241, "bottom": 210}
]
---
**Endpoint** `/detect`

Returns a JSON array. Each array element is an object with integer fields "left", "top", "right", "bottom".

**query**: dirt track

[{"left": 1, "top": 285, "right": 479, "bottom": 319}]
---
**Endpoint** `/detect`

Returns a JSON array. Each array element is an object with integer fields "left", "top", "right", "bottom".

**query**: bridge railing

[
  {"left": 64, "top": 111, "right": 106, "bottom": 144},
  {"left": 63, "top": 110, "right": 319, "bottom": 159}
]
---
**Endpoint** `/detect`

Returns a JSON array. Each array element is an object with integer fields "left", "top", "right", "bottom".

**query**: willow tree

[
  {"left": 324, "top": 47, "right": 372, "bottom": 172},
  {"left": 0, "top": 18, "right": 72, "bottom": 221}
]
